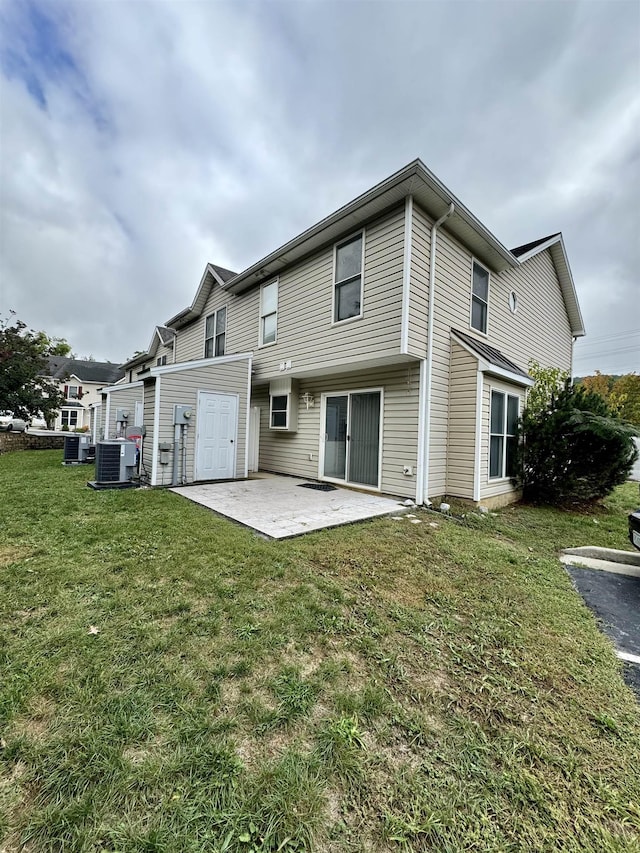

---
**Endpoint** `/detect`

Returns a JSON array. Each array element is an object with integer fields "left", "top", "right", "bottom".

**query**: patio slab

[{"left": 170, "top": 473, "right": 406, "bottom": 538}]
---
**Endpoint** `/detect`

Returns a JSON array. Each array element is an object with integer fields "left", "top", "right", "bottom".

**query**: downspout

[{"left": 417, "top": 202, "right": 454, "bottom": 505}]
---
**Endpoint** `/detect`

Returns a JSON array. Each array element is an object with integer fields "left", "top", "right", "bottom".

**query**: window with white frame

[
  {"left": 334, "top": 233, "right": 363, "bottom": 322},
  {"left": 471, "top": 261, "right": 489, "bottom": 334},
  {"left": 489, "top": 390, "right": 519, "bottom": 479},
  {"left": 204, "top": 307, "right": 226, "bottom": 358},
  {"left": 260, "top": 281, "right": 278, "bottom": 345},
  {"left": 67, "top": 385, "right": 79, "bottom": 399},
  {"left": 61, "top": 410, "right": 79, "bottom": 428},
  {"left": 156, "top": 355, "right": 167, "bottom": 366}
]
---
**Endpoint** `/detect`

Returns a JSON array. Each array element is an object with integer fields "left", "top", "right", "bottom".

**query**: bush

[{"left": 514, "top": 380, "right": 638, "bottom": 506}]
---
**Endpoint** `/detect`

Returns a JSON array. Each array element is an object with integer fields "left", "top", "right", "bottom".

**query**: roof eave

[
  {"left": 516, "top": 234, "right": 585, "bottom": 338},
  {"left": 223, "top": 158, "right": 517, "bottom": 295}
]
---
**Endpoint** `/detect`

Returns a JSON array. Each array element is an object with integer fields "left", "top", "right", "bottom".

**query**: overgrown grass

[{"left": 1, "top": 451, "right": 639, "bottom": 852}]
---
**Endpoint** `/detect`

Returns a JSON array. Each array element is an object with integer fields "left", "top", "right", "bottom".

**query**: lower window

[
  {"left": 489, "top": 390, "right": 519, "bottom": 479},
  {"left": 62, "top": 410, "right": 79, "bottom": 429}
]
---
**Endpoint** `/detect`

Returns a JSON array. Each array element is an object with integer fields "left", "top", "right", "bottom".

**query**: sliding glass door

[{"left": 323, "top": 391, "right": 381, "bottom": 488}]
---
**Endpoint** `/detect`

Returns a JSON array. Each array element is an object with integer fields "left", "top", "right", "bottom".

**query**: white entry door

[{"left": 195, "top": 392, "right": 238, "bottom": 481}]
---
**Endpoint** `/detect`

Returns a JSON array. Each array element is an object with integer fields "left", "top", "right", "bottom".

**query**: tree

[
  {"left": 577, "top": 371, "right": 640, "bottom": 426},
  {"left": 611, "top": 373, "right": 640, "bottom": 428},
  {"left": 0, "top": 313, "right": 69, "bottom": 424},
  {"left": 514, "top": 363, "right": 638, "bottom": 506}
]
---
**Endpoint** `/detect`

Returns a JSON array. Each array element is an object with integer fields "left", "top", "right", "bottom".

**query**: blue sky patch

[{"left": 1, "top": 0, "right": 108, "bottom": 129}]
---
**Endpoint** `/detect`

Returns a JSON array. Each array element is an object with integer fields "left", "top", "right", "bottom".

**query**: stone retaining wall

[{"left": 0, "top": 432, "right": 65, "bottom": 454}]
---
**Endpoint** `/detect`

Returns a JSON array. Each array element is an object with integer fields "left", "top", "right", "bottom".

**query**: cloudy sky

[{"left": 1, "top": 0, "right": 638, "bottom": 375}]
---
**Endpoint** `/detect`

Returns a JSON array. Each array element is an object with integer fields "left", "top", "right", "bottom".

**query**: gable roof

[
  {"left": 120, "top": 325, "right": 177, "bottom": 370},
  {"left": 509, "top": 233, "right": 585, "bottom": 337},
  {"left": 166, "top": 262, "right": 237, "bottom": 330},
  {"left": 47, "top": 357, "right": 124, "bottom": 385},
  {"left": 156, "top": 160, "right": 584, "bottom": 339},
  {"left": 223, "top": 158, "right": 517, "bottom": 296},
  {"left": 510, "top": 233, "right": 561, "bottom": 258},
  {"left": 156, "top": 326, "right": 177, "bottom": 346},
  {"left": 451, "top": 329, "right": 532, "bottom": 384}
]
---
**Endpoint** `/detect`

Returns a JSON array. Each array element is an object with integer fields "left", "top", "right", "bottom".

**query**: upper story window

[
  {"left": 471, "top": 261, "right": 489, "bottom": 334},
  {"left": 260, "top": 280, "right": 278, "bottom": 345},
  {"left": 65, "top": 384, "right": 82, "bottom": 399},
  {"left": 334, "top": 233, "right": 363, "bottom": 323},
  {"left": 204, "top": 307, "right": 226, "bottom": 358},
  {"left": 156, "top": 355, "right": 167, "bottom": 367},
  {"left": 489, "top": 389, "right": 519, "bottom": 479}
]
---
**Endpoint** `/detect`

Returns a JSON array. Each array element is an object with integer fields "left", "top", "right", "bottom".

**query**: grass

[{"left": 0, "top": 450, "right": 639, "bottom": 852}]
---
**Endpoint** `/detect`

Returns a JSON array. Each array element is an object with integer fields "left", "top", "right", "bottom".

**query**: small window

[
  {"left": 489, "top": 390, "right": 519, "bottom": 479},
  {"left": 67, "top": 385, "right": 79, "bottom": 399},
  {"left": 156, "top": 355, "right": 167, "bottom": 367},
  {"left": 204, "top": 307, "right": 226, "bottom": 358},
  {"left": 261, "top": 281, "right": 278, "bottom": 345},
  {"left": 270, "top": 395, "right": 289, "bottom": 429},
  {"left": 334, "top": 233, "right": 363, "bottom": 322},
  {"left": 471, "top": 261, "right": 489, "bottom": 334}
]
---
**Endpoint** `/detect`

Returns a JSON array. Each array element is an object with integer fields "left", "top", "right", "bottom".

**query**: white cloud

[{"left": 0, "top": 0, "right": 638, "bottom": 374}]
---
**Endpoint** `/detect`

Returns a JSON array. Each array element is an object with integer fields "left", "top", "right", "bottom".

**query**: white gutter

[{"left": 417, "top": 203, "right": 454, "bottom": 505}]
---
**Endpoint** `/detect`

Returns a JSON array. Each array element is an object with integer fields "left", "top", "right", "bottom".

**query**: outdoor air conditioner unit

[
  {"left": 88, "top": 440, "right": 138, "bottom": 489},
  {"left": 63, "top": 434, "right": 95, "bottom": 465}
]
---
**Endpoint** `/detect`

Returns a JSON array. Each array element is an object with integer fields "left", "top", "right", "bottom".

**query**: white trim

[
  {"left": 318, "top": 387, "right": 384, "bottom": 492},
  {"left": 151, "top": 377, "right": 161, "bottom": 486},
  {"left": 332, "top": 229, "right": 365, "bottom": 325},
  {"left": 149, "top": 352, "right": 253, "bottom": 377},
  {"left": 617, "top": 650, "right": 640, "bottom": 666},
  {"left": 259, "top": 278, "right": 279, "bottom": 347},
  {"left": 401, "top": 195, "right": 413, "bottom": 354},
  {"left": 204, "top": 305, "right": 227, "bottom": 359},
  {"left": 470, "top": 257, "right": 490, "bottom": 336},
  {"left": 195, "top": 390, "right": 239, "bottom": 481},
  {"left": 244, "top": 358, "right": 252, "bottom": 477},
  {"left": 422, "top": 203, "right": 454, "bottom": 504},
  {"left": 415, "top": 359, "right": 427, "bottom": 504},
  {"left": 487, "top": 385, "right": 520, "bottom": 482},
  {"left": 515, "top": 235, "right": 585, "bottom": 337},
  {"left": 473, "top": 368, "right": 483, "bottom": 502},
  {"left": 102, "top": 380, "right": 144, "bottom": 394},
  {"left": 104, "top": 394, "right": 111, "bottom": 440},
  {"left": 514, "top": 235, "right": 561, "bottom": 263}
]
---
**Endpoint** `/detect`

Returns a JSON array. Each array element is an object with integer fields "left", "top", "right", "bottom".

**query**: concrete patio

[{"left": 170, "top": 473, "right": 406, "bottom": 538}]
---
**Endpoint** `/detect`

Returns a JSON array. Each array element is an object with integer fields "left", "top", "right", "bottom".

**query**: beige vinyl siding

[
  {"left": 408, "top": 203, "right": 573, "bottom": 497},
  {"left": 142, "top": 380, "right": 156, "bottom": 480},
  {"left": 255, "top": 364, "right": 420, "bottom": 498},
  {"left": 493, "top": 251, "right": 573, "bottom": 373},
  {"left": 154, "top": 360, "right": 250, "bottom": 485},
  {"left": 174, "top": 207, "right": 407, "bottom": 379},
  {"left": 408, "top": 205, "right": 433, "bottom": 357},
  {"left": 153, "top": 343, "right": 174, "bottom": 365},
  {"left": 446, "top": 342, "right": 478, "bottom": 499},
  {"left": 105, "top": 386, "right": 144, "bottom": 439},
  {"left": 480, "top": 378, "right": 526, "bottom": 501},
  {"left": 90, "top": 405, "right": 103, "bottom": 441}
]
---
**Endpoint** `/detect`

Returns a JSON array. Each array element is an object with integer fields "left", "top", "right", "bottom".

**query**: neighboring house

[
  {"left": 115, "top": 159, "right": 584, "bottom": 506},
  {"left": 46, "top": 358, "right": 124, "bottom": 432}
]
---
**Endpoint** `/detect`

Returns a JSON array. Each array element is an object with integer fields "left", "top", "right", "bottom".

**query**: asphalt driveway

[{"left": 565, "top": 560, "right": 640, "bottom": 699}]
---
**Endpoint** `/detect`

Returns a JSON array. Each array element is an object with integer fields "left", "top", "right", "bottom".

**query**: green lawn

[{"left": 1, "top": 451, "right": 639, "bottom": 852}]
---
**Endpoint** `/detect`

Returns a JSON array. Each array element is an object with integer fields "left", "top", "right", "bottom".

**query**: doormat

[{"left": 298, "top": 482, "right": 337, "bottom": 492}]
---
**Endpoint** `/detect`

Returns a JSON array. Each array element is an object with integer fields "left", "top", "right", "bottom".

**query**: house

[
  {"left": 112, "top": 159, "right": 584, "bottom": 506},
  {"left": 46, "top": 358, "right": 124, "bottom": 433}
]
